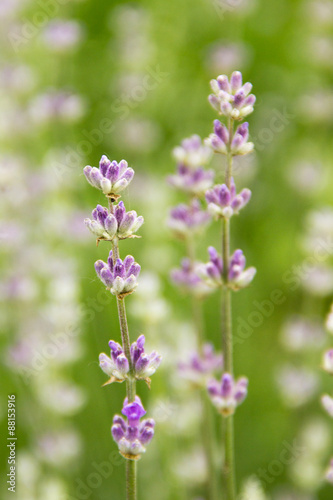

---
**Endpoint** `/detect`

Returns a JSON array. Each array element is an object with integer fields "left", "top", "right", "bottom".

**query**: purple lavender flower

[
  {"left": 209, "top": 71, "right": 256, "bottom": 120},
  {"left": 323, "top": 349, "right": 333, "bottom": 374},
  {"left": 171, "top": 258, "right": 213, "bottom": 297},
  {"left": 83, "top": 155, "right": 134, "bottom": 196},
  {"left": 205, "top": 177, "right": 251, "bottom": 219},
  {"left": 179, "top": 343, "right": 223, "bottom": 386},
  {"left": 197, "top": 247, "right": 256, "bottom": 290},
  {"left": 207, "top": 373, "right": 248, "bottom": 416},
  {"left": 325, "top": 458, "right": 333, "bottom": 484},
  {"left": 99, "top": 335, "right": 161, "bottom": 385},
  {"left": 84, "top": 202, "right": 144, "bottom": 241},
  {"left": 111, "top": 396, "right": 155, "bottom": 459},
  {"left": 99, "top": 341, "right": 130, "bottom": 383},
  {"left": 172, "top": 134, "right": 212, "bottom": 168},
  {"left": 167, "top": 200, "right": 211, "bottom": 238},
  {"left": 131, "top": 334, "right": 162, "bottom": 381},
  {"left": 205, "top": 120, "right": 254, "bottom": 156},
  {"left": 321, "top": 394, "right": 333, "bottom": 417},
  {"left": 168, "top": 164, "right": 215, "bottom": 195},
  {"left": 95, "top": 250, "right": 140, "bottom": 297}
]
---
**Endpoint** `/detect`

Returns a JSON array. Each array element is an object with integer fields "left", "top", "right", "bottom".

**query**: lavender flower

[
  {"left": 84, "top": 202, "right": 144, "bottom": 241},
  {"left": 321, "top": 394, "right": 333, "bottom": 417},
  {"left": 205, "top": 178, "right": 251, "bottom": 219},
  {"left": 83, "top": 155, "right": 134, "bottom": 196},
  {"left": 99, "top": 335, "right": 161, "bottom": 384},
  {"left": 179, "top": 343, "right": 223, "bottom": 386},
  {"left": 99, "top": 341, "right": 129, "bottom": 383},
  {"left": 208, "top": 71, "right": 256, "bottom": 120},
  {"left": 130, "top": 335, "right": 162, "bottom": 382},
  {"left": 205, "top": 120, "right": 254, "bottom": 156},
  {"left": 172, "top": 134, "right": 212, "bottom": 168},
  {"left": 112, "top": 397, "right": 155, "bottom": 460},
  {"left": 323, "top": 349, "right": 333, "bottom": 374},
  {"left": 168, "top": 164, "right": 215, "bottom": 195},
  {"left": 95, "top": 251, "right": 140, "bottom": 297},
  {"left": 167, "top": 200, "right": 211, "bottom": 238},
  {"left": 197, "top": 246, "right": 256, "bottom": 290},
  {"left": 207, "top": 373, "right": 248, "bottom": 416},
  {"left": 325, "top": 458, "right": 333, "bottom": 484},
  {"left": 171, "top": 258, "right": 213, "bottom": 297}
]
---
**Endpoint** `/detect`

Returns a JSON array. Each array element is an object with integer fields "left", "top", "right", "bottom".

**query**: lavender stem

[
  {"left": 109, "top": 198, "right": 137, "bottom": 499},
  {"left": 221, "top": 117, "right": 236, "bottom": 500}
]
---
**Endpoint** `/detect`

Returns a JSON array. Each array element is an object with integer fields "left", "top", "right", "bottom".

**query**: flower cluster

[
  {"left": 179, "top": 343, "right": 223, "bottom": 386},
  {"left": 171, "top": 258, "right": 212, "bottom": 297},
  {"left": 167, "top": 200, "right": 211, "bottom": 238},
  {"left": 111, "top": 397, "right": 155, "bottom": 460},
  {"left": 95, "top": 251, "right": 140, "bottom": 297},
  {"left": 83, "top": 156, "right": 134, "bottom": 196},
  {"left": 208, "top": 71, "right": 255, "bottom": 120},
  {"left": 205, "top": 177, "right": 251, "bottom": 219},
  {"left": 168, "top": 164, "right": 215, "bottom": 195},
  {"left": 197, "top": 246, "right": 256, "bottom": 290},
  {"left": 168, "top": 135, "right": 215, "bottom": 196},
  {"left": 99, "top": 335, "right": 162, "bottom": 385},
  {"left": 84, "top": 202, "right": 144, "bottom": 241},
  {"left": 172, "top": 134, "right": 212, "bottom": 168},
  {"left": 205, "top": 120, "right": 254, "bottom": 156},
  {"left": 207, "top": 373, "right": 248, "bottom": 416}
]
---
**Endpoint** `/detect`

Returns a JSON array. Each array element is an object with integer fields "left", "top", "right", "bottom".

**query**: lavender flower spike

[
  {"left": 112, "top": 396, "right": 155, "bottom": 460},
  {"left": 205, "top": 177, "right": 251, "bottom": 219},
  {"left": 95, "top": 250, "right": 140, "bottom": 297},
  {"left": 205, "top": 120, "right": 254, "bottom": 156},
  {"left": 99, "top": 340, "right": 129, "bottom": 384},
  {"left": 179, "top": 343, "right": 223, "bottom": 387},
  {"left": 167, "top": 199, "right": 211, "bottom": 238},
  {"left": 323, "top": 349, "right": 333, "bottom": 374},
  {"left": 209, "top": 71, "right": 256, "bottom": 120},
  {"left": 172, "top": 134, "right": 212, "bottom": 169},
  {"left": 83, "top": 155, "right": 134, "bottom": 197},
  {"left": 131, "top": 335, "right": 162, "bottom": 383},
  {"left": 207, "top": 373, "right": 248, "bottom": 416},
  {"left": 197, "top": 247, "right": 256, "bottom": 290},
  {"left": 85, "top": 202, "right": 144, "bottom": 242}
]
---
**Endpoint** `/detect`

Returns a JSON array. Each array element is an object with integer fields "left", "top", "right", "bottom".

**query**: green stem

[
  {"left": 108, "top": 197, "right": 137, "bottom": 500},
  {"left": 126, "top": 460, "right": 137, "bottom": 500},
  {"left": 221, "top": 118, "right": 236, "bottom": 500}
]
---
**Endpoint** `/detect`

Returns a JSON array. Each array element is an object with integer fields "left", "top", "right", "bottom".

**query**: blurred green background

[{"left": 1, "top": 0, "right": 333, "bottom": 499}]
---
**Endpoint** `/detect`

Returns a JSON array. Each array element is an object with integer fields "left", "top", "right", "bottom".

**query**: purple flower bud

[
  {"left": 139, "top": 425, "right": 154, "bottom": 445},
  {"left": 230, "top": 71, "right": 242, "bottom": 91},
  {"left": 168, "top": 200, "right": 211, "bottom": 237},
  {"left": 112, "top": 423, "right": 125, "bottom": 442}
]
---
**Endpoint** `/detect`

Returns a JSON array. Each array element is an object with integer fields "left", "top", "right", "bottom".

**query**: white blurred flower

[
  {"left": 280, "top": 317, "right": 325, "bottom": 351},
  {"left": 276, "top": 366, "right": 319, "bottom": 407},
  {"left": 37, "top": 429, "right": 82, "bottom": 465},
  {"left": 302, "top": 265, "right": 333, "bottom": 297}
]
